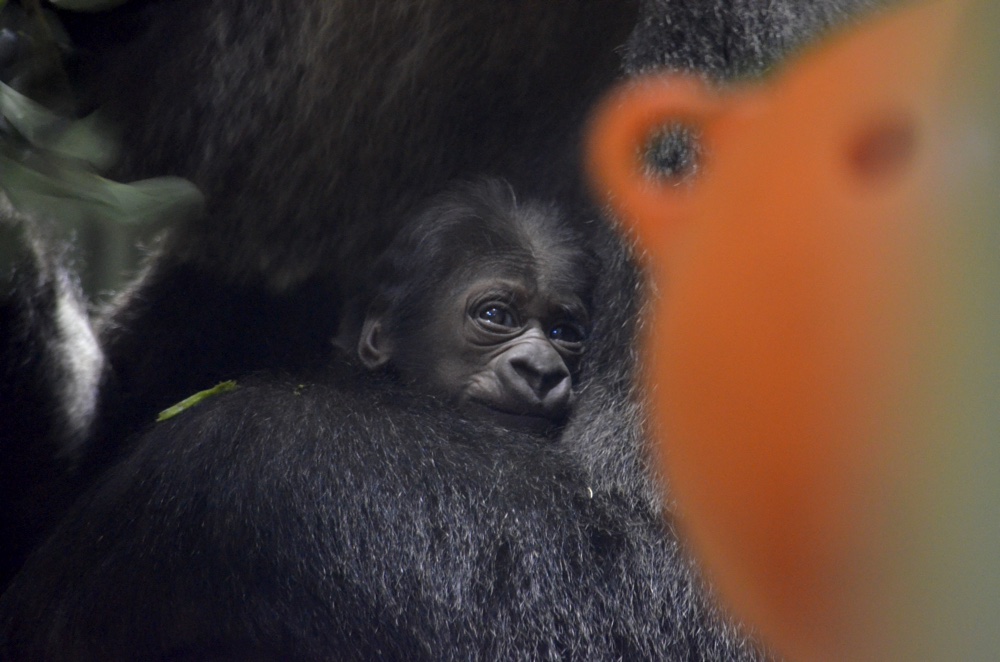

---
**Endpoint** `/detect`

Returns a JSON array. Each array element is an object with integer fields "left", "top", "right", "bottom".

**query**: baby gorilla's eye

[
  {"left": 549, "top": 322, "right": 587, "bottom": 344},
  {"left": 476, "top": 303, "right": 518, "bottom": 329}
]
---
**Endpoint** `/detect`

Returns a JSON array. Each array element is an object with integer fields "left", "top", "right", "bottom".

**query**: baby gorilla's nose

[
  {"left": 512, "top": 357, "right": 570, "bottom": 402},
  {"left": 505, "top": 344, "right": 573, "bottom": 414}
]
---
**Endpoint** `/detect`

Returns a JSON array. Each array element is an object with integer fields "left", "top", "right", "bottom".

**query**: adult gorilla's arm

[{"left": 0, "top": 378, "right": 761, "bottom": 661}]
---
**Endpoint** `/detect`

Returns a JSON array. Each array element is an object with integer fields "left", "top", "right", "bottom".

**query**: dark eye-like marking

[
  {"left": 475, "top": 302, "right": 519, "bottom": 330},
  {"left": 549, "top": 322, "right": 587, "bottom": 345}
]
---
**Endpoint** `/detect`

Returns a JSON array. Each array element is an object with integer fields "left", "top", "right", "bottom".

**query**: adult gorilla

[{"left": 0, "top": 1, "right": 876, "bottom": 659}]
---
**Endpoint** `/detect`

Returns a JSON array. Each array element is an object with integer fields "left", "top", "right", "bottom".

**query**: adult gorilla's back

[{"left": 0, "top": 0, "right": 875, "bottom": 659}]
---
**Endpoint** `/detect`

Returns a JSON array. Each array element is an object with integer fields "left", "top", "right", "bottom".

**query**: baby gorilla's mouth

[{"left": 464, "top": 399, "right": 565, "bottom": 435}]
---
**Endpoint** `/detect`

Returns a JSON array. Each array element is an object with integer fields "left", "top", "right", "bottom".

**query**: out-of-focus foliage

[
  {"left": 48, "top": 0, "right": 132, "bottom": 12},
  {"left": 0, "top": 0, "right": 201, "bottom": 296},
  {"left": 0, "top": 82, "right": 202, "bottom": 232}
]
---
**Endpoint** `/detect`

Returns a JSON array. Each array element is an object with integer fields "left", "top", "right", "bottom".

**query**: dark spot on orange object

[
  {"left": 848, "top": 114, "right": 918, "bottom": 184},
  {"left": 643, "top": 123, "right": 703, "bottom": 182}
]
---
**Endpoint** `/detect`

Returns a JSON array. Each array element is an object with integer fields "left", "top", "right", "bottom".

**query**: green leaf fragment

[{"left": 156, "top": 380, "right": 239, "bottom": 423}]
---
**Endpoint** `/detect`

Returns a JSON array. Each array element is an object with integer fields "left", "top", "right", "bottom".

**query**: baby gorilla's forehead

[
  {"left": 534, "top": 247, "right": 595, "bottom": 304},
  {"left": 445, "top": 250, "right": 588, "bottom": 317}
]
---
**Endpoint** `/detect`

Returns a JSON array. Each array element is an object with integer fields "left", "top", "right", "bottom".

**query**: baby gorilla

[{"left": 355, "top": 179, "right": 597, "bottom": 434}]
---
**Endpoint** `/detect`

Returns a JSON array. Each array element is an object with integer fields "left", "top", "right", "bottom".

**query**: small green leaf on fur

[{"left": 156, "top": 381, "right": 239, "bottom": 422}]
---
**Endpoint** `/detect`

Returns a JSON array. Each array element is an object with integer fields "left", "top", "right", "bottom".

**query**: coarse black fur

[
  {"left": 0, "top": 0, "right": 881, "bottom": 659},
  {"left": 2, "top": 375, "right": 763, "bottom": 660}
]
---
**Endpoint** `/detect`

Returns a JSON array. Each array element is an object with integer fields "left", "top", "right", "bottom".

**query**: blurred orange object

[{"left": 586, "top": 1, "right": 1000, "bottom": 660}]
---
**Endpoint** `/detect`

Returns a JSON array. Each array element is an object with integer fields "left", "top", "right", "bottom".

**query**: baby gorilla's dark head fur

[{"left": 357, "top": 178, "right": 598, "bottom": 434}]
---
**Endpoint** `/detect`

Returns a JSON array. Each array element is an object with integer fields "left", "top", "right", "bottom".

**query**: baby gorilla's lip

[{"left": 464, "top": 398, "right": 565, "bottom": 434}]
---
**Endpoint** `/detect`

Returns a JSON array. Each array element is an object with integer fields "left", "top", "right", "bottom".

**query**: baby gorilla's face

[
  {"left": 356, "top": 179, "right": 595, "bottom": 434},
  {"left": 411, "top": 267, "right": 589, "bottom": 432},
  {"left": 360, "top": 249, "right": 591, "bottom": 434}
]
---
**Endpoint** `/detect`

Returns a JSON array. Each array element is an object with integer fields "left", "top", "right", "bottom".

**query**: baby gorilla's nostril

[{"left": 538, "top": 371, "right": 570, "bottom": 398}]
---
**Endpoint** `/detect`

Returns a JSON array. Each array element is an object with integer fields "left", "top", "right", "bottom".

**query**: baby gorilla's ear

[{"left": 358, "top": 315, "right": 392, "bottom": 369}]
